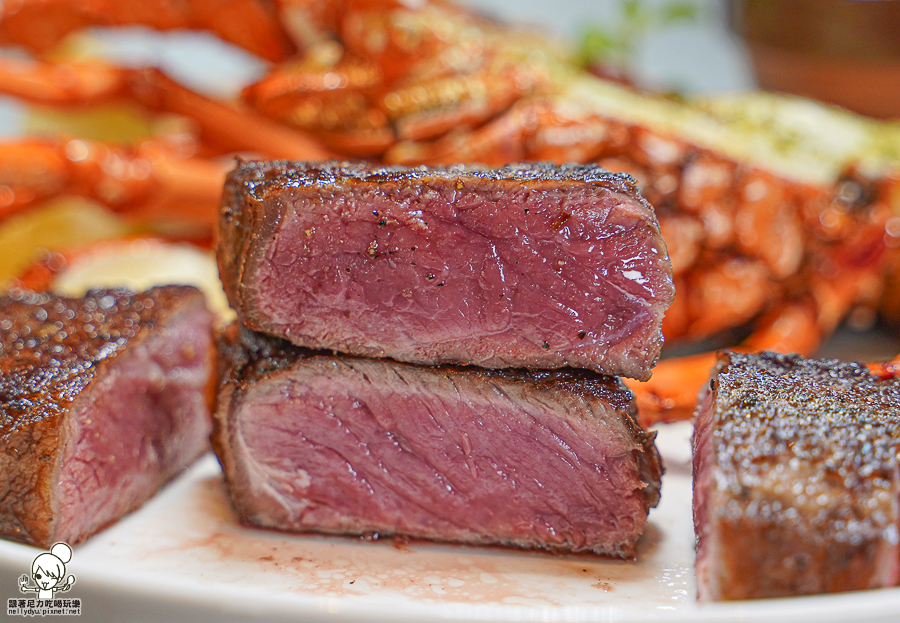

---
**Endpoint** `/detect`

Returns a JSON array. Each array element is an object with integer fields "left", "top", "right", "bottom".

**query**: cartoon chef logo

[{"left": 19, "top": 542, "right": 76, "bottom": 599}]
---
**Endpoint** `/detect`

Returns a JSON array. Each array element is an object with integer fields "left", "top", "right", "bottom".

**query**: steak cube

[
  {"left": 213, "top": 324, "right": 663, "bottom": 558},
  {"left": 693, "top": 351, "right": 900, "bottom": 600},
  {"left": 0, "top": 286, "right": 214, "bottom": 547},
  {"left": 218, "top": 161, "right": 674, "bottom": 381}
]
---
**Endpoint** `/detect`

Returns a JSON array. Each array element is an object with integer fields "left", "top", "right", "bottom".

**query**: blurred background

[
  {"left": 464, "top": 0, "right": 900, "bottom": 119},
  {"left": 461, "top": 0, "right": 754, "bottom": 94},
  {"left": 0, "top": 0, "right": 754, "bottom": 132},
  {"left": 4, "top": 0, "right": 897, "bottom": 120}
]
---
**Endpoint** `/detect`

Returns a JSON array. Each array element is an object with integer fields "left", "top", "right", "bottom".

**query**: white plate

[
  {"left": 0, "top": 3, "right": 893, "bottom": 620},
  {"left": 3, "top": 421, "right": 900, "bottom": 622}
]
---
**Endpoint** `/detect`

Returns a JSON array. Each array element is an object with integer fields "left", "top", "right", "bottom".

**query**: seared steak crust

[
  {"left": 693, "top": 351, "right": 900, "bottom": 601},
  {"left": 218, "top": 160, "right": 674, "bottom": 380},
  {"left": 0, "top": 286, "right": 213, "bottom": 547},
  {"left": 213, "top": 324, "right": 663, "bottom": 558}
]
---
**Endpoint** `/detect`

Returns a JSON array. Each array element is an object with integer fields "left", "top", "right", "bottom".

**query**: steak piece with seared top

[
  {"left": 693, "top": 351, "right": 900, "bottom": 601},
  {"left": 218, "top": 161, "right": 674, "bottom": 381},
  {"left": 213, "top": 324, "right": 663, "bottom": 558},
  {"left": 0, "top": 286, "right": 214, "bottom": 548}
]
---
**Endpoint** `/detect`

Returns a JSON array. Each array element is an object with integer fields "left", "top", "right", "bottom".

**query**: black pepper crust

[
  {"left": 710, "top": 350, "right": 900, "bottom": 489},
  {"left": 226, "top": 160, "right": 647, "bottom": 204},
  {"left": 0, "top": 286, "right": 205, "bottom": 439}
]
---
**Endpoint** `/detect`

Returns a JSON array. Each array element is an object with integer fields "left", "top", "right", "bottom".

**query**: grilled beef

[
  {"left": 213, "top": 324, "right": 663, "bottom": 558},
  {"left": 693, "top": 351, "right": 900, "bottom": 601},
  {"left": 0, "top": 286, "right": 214, "bottom": 548},
  {"left": 218, "top": 161, "right": 674, "bottom": 381}
]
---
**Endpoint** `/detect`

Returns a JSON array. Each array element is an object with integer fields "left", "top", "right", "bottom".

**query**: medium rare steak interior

[
  {"left": 213, "top": 325, "right": 663, "bottom": 558},
  {"left": 693, "top": 351, "right": 900, "bottom": 601},
  {"left": 0, "top": 286, "right": 214, "bottom": 548},
  {"left": 219, "top": 161, "right": 674, "bottom": 381}
]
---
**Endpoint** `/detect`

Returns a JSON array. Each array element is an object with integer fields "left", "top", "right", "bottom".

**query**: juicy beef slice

[
  {"left": 213, "top": 324, "right": 663, "bottom": 558},
  {"left": 0, "top": 286, "right": 214, "bottom": 548},
  {"left": 693, "top": 351, "right": 900, "bottom": 601},
  {"left": 218, "top": 161, "right": 674, "bottom": 381}
]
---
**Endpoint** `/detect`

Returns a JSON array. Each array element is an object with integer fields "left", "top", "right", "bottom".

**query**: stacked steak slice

[
  {"left": 0, "top": 286, "right": 214, "bottom": 548},
  {"left": 215, "top": 325, "right": 662, "bottom": 557},
  {"left": 218, "top": 161, "right": 674, "bottom": 381},
  {"left": 215, "top": 160, "right": 674, "bottom": 556},
  {"left": 693, "top": 351, "right": 900, "bottom": 600}
]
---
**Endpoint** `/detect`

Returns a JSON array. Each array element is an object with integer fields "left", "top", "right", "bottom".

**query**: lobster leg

[
  {"left": 0, "top": 0, "right": 294, "bottom": 61},
  {"left": 0, "top": 137, "right": 226, "bottom": 227},
  {"left": 0, "top": 57, "right": 332, "bottom": 160}
]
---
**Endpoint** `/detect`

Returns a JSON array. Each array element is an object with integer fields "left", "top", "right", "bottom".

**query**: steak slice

[
  {"left": 213, "top": 324, "right": 663, "bottom": 558},
  {"left": 218, "top": 161, "right": 674, "bottom": 381},
  {"left": 0, "top": 286, "right": 214, "bottom": 548},
  {"left": 693, "top": 351, "right": 900, "bottom": 601}
]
